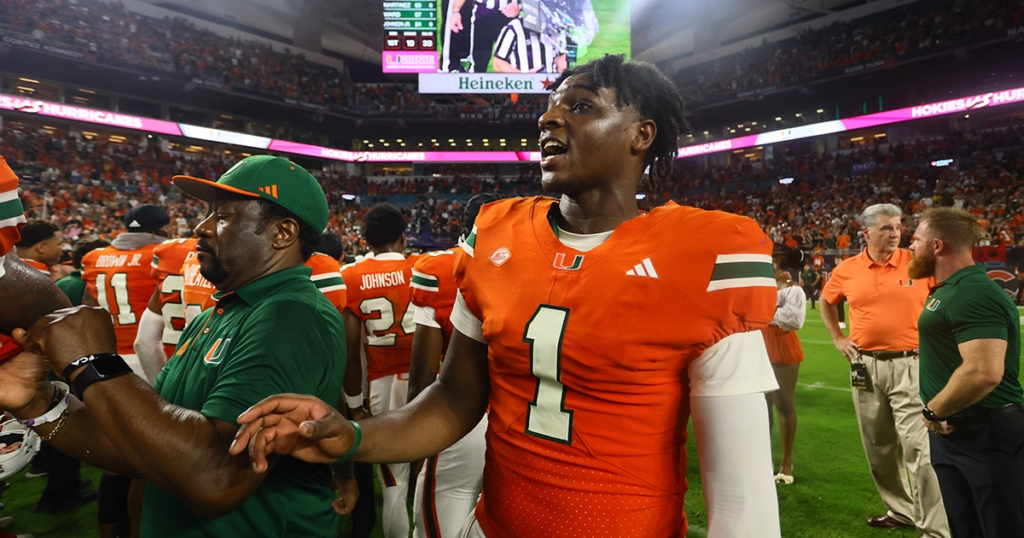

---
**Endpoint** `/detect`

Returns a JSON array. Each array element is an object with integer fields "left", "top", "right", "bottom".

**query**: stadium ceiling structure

[{"left": 632, "top": 0, "right": 909, "bottom": 75}]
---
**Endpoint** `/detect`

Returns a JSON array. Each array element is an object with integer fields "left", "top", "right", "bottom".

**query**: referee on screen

[
  {"left": 440, "top": 0, "right": 474, "bottom": 72},
  {"left": 492, "top": 18, "right": 564, "bottom": 73},
  {"left": 468, "top": 0, "right": 519, "bottom": 72}
]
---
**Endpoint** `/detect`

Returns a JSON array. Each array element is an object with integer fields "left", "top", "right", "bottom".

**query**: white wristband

[
  {"left": 19, "top": 381, "right": 70, "bottom": 427},
  {"left": 344, "top": 392, "right": 364, "bottom": 409}
]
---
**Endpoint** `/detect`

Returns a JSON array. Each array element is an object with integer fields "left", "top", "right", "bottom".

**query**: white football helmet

[{"left": 0, "top": 413, "right": 40, "bottom": 480}]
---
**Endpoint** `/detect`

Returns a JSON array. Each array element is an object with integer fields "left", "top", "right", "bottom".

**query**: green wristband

[{"left": 330, "top": 421, "right": 362, "bottom": 465}]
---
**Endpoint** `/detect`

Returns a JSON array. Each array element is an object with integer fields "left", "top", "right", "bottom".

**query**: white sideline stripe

[
  {"left": 706, "top": 276, "right": 776, "bottom": 291},
  {"left": 715, "top": 253, "right": 772, "bottom": 264},
  {"left": 798, "top": 382, "right": 850, "bottom": 393}
]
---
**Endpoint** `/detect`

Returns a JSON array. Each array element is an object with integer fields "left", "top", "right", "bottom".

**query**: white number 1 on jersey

[{"left": 523, "top": 305, "right": 573, "bottom": 445}]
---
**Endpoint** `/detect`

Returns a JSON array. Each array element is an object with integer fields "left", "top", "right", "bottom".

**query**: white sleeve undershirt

[
  {"left": 770, "top": 286, "right": 807, "bottom": 332},
  {"left": 451, "top": 291, "right": 485, "bottom": 342},
  {"left": 0, "top": 254, "right": 5, "bottom": 279},
  {"left": 413, "top": 304, "right": 441, "bottom": 329}
]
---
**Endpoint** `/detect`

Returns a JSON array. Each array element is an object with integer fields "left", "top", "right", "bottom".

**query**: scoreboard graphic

[{"left": 382, "top": 1, "right": 439, "bottom": 73}]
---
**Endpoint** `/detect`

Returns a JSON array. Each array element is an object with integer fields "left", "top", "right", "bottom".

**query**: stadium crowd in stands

[
  {"left": 4, "top": 118, "right": 1023, "bottom": 264},
  {"left": 675, "top": 0, "right": 1024, "bottom": 104}
]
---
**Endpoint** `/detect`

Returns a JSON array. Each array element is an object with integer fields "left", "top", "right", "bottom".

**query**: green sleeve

[
  {"left": 200, "top": 300, "right": 341, "bottom": 424},
  {"left": 950, "top": 283, "right": 1012, "bottom": 344}
]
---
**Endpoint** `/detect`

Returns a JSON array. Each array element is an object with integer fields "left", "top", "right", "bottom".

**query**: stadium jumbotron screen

[{"left": 381, "top": 0, "right": 630, "bottom": 94}]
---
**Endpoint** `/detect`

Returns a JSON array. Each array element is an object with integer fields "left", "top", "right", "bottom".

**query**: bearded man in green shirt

[
  {"left": 909, "top": 207, "right": 1024, "bottom": 538},
  {"left": 0, "top": 156, "right": 356, "bottom": 538}
]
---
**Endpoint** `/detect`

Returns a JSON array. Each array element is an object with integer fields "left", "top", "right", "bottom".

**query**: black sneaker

[{"left": 33, "top": 489, "right": 98, "bottom": 514}]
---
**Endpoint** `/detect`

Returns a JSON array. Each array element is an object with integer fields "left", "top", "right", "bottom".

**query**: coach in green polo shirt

[
  {"left": 909, "top": 207, "right": 1024, "bottom": 537},
  {"left": 0, "top": 156, "right": 353, "bottom": 538}
]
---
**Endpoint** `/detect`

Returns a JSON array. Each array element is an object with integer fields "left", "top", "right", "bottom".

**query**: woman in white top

[{"left": 762, "top": 249, "right": 807, "bottom": 484}]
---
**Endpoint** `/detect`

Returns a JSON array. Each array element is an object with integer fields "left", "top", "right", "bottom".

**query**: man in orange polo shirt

[{"left": 821, "top": 203, "right": 949, "bottom": 537}]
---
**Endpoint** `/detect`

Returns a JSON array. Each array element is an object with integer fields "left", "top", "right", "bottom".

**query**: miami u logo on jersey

[
  {"left": 926, "top": 298, "right": 941, "bottom": 311},
  {"left": 204, "top": 338, "right": 231, "bottom": 365},
  {"left": 553, "top": 253, "right": 584, "bottom": 271},
  {"left": 898, "top": 279, "right": 914, "bottom": 287}
]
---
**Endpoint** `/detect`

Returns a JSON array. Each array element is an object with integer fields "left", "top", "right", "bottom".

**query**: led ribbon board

[{"left": 676, "top": 87, "right": 1024, "bottom": 158}]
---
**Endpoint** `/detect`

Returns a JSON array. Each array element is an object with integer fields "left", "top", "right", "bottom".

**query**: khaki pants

[{"left": 853, "top": 353, "right": 949, "bottom": 538}]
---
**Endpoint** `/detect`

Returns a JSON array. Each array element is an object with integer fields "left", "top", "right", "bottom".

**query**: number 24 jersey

[{"left": 454, "top": 197, "right": 777, "bottom": 538}]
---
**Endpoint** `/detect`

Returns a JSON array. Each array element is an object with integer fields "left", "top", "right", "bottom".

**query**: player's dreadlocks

[{"left": 549, "top": 54, "right": 690, "bottom": 183}]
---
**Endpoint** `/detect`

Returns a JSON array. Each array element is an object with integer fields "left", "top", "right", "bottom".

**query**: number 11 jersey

[
  {"left": 454, "top": 197, "right": 777, "bottom": 538},
  {"left": 83, "top": 244, "right": 160, "bottom": 355}
]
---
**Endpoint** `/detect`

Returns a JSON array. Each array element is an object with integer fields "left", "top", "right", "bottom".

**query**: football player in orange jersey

[
  {"left": 82, "top": 205, "right": 174, "bottom": 383},
  {"left": 13, "top": 220, "right": 63, "bottom": 277},
  {"left": 306, "top": 234, "right": 347, "bottom": 316},
  {"left": 408, "top": 194, "right": 494, "bottom": 538},
  {"left": 339, "top": 204, "right": 420, "bottom": 538},
  {"left": 233, "top": 55, "right": 783, "bottom": 538}
]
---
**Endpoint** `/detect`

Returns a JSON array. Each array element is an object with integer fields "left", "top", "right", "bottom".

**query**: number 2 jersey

[
  {"left": 151, "top": 238, "right": 216, "bottom": 358},
  {"left": 341, "top": 252, "right": 421, "bottom": 381},
  {"left": 83, "top": 243, "right": 160, "bottom": 356},
  {"left": 453, "top": 197, "right": 777, "bottom": 538}
]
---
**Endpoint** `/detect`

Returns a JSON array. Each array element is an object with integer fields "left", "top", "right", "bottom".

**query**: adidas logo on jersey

[{"left": 625, "top": 258, "right": 659, "bottom": 278}]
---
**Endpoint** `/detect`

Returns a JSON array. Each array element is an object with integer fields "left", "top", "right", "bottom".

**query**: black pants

[
  {"left": 803, "top": 286, "right": 817, "bottom": 309},
  {"left": 439, "top": 0, "right": 473, "bottom": 71},
  {"left": 470, "top": 5, "right": 514, "bottom": 72},
  {"left": 930, "top": 404, "right": 1024, "bottom": 537},
  {"left": 348, "top": 462, "right": 376, "bottom": 538},
  {"left": 39, "top": 446, "right": 82, "bottom": 502}
]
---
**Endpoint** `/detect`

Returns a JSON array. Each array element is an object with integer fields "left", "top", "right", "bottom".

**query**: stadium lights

[
  {"left": 703, "top": 131, "right": 709, "bottom": 135},
  {"left": 431, "top": 139, "right": 437, "bottom": 142},
  {"left": 363, "top": 140, "right": 370, "bottom": 143},
  {"left": 397, "top": 139, "right": 403, "bottom": 142},
  {"left": 816, "top": 109, "right": 824, "bottom": 113},
  {"left": 775, "top": 117, "right": 782, "bottom": 121},
  {"left": 730, "top": 129, "right": 736, "bottom": 133},
  {"left": 379, "top": 139, "right": 385, "bottom": 142},
  {"left": 965, "top": 114, "right": 970, "bottom": 118},
  {"left": 779, "top": 178, "right": 794, "bottom": 184},
  {"left": 368, "top": 143, "right": 374, "bottom": 147},
  {"left": 795, "top": 113, "right": 802, "bottom": 117},
  {"left": 383, "top": 142, "right": 390, "bottom": 146},
  {"left": 752, "top": 121, "right": 757, "bottom": 125},
  {"left": 850, "top": 137, "right": 864, "bottom": 141},
  {"left": 79, "top": 89, "right": 95, "bottom": 94},
  {"left": 18, "top": 78, "right": 38, "bottom": 83},
  {"left": 745, "top": 128, "right": 750, "bottom": 132}
]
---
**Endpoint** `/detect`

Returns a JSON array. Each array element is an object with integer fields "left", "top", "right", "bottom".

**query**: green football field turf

[{"left": 3, "top": 304, "right": 1022, "bottom": 537}]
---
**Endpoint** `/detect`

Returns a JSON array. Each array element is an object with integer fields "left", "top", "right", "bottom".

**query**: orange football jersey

[
  {"left": 21, "top": 258, "right": 50, "bottom": 273},
  {"left": 0, "top": 156, "right": 25, "bottom": 257},
  {"left": 151, "top": 238, "right": 199, "bottom": 357},
  {"left": 179, "top": 249, "right": 217, "bottom": 320},
  {"left": 409, "top": 247, "right": 460, "bottom": 347},
  {"left": 341, "top": 253, "right": 421, "bottom": 381},
  {"left": 83, "top": 244, "right": 162, "bottom": 355},
  {"left": 306, "top": 253, "right": 346, "bottom": 315},
  {"left": 455, "top": 197, "right": 776, "bottom": 538}
]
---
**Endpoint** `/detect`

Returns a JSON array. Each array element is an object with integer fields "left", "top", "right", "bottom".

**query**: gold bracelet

[{"left": 39, "top": 407, "right": 69, "bottom": 442}]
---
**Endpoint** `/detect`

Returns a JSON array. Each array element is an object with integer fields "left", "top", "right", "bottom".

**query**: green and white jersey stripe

[
  {"left": 463, "top": 226, "right": 477, "bottom": 258},
  {"left": 707, "top": 253, "right": 775, "bottom": 291},
  {"left": 0, "top": 188, "right": 26, "bottom": 229},
  {"left": 410, "top": 270, "right": 440, "bottom": 292},
  {"left": 311, "top": 271, "right": 346, "bottom": 293}
]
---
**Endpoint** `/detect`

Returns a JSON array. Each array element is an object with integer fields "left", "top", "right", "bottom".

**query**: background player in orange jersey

[
  {"left": 13, "top": 220, "right": 62, "bottom": 277},
  {"left": 340, "top": 204, "right": 420, "bottom": 538},
  {"left": 233, "top": 55, "right": 782, "bottom": 538},
  {"left": 408, "top": 194, "right": 495, "bottom": 538},
  {"left": 82, "top": 204, "right": 174, "bottom": 383}
]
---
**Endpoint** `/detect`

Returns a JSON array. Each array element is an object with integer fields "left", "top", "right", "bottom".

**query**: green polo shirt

[
  {"left": 141, "top": 265, "right": 346, "bottom": 538},
  {"left": 801, "top": 269, "right": 818, "bottom": 287},
  {"left": 919, "top": 265, "right": 1023, "bottom": 410},
  {"left": 55, "top": 271, "right": 86, "bottom": 307}
]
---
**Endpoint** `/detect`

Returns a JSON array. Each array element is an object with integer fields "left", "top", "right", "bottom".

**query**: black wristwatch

[
  {"left": 70, "top": 355, "right": 134, "bottom": 399},
  {"left": 922, "top": 407, "right": 949, "bottom": 422}
]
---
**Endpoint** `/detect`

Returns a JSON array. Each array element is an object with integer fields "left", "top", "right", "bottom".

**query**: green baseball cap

[{"left": 173, "top": 155, "right": 328, "bottom": 232}]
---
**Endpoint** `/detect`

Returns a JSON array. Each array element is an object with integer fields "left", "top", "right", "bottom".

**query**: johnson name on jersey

[
  {"left": 453, "top": 197, "right": 776, "bottom": 538},
  {"left": 341, "top": 253, "right": 421, "bottom": 381}
]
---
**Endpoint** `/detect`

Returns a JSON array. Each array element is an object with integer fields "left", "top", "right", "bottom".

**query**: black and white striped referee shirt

[
  {"left": 493, "top": 19, "right": 555, "bottom": 73},
  {"left": 474, "top": 0, "right": 515, "bottom": 9}
]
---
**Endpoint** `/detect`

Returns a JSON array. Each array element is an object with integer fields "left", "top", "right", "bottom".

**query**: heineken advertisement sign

[{"left": 418, "top": 73, "right": 557, "bottom": 94}]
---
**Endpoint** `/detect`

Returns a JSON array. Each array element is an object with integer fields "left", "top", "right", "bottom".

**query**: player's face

[
  {"left": 863, "top": 215, "right": 901, "bottom": 256},
  {"left": 538, "top": 74, "right": 648, "bottom": 196},
  {"left": 37, "top": 231, "right": 64, "bottom": 266},
  {"left": 193, "top": 200, "right": 276, "bottom": 292},
  {"left": 908, "top": 222, "right": 937, "bottom": 279}
]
